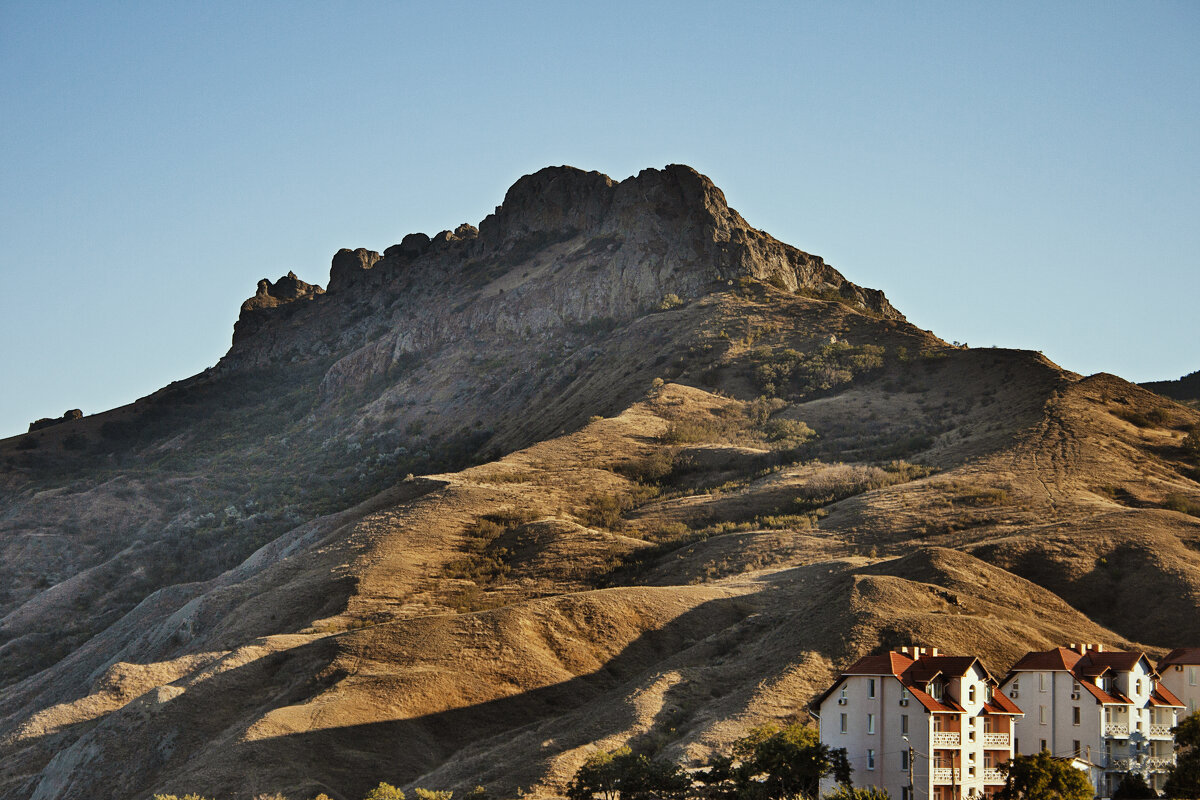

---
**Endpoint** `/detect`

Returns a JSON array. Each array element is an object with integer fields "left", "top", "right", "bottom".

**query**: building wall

[
  {"left": 1161, "top": 663, "right": 1200, "bottom": 716},
  {"left": 819, "top": 675, "right": 919, "bottom": 800},
  {"left": 820, "top": 664, "right": 1017, "bottom": 800}
]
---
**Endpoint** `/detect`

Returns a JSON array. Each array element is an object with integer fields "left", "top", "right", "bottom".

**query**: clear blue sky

[{"left": 2, "top": 2, "right": 1197, "bottom": 439}]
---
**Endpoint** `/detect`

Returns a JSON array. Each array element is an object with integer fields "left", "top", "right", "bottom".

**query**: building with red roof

[
  {"left": 813, "top": 646, "right": 1022, "bottom": 800},
  {"left": 1158, "top": 648, "right": 1200, "bottom": 716},
  {"left": 998, "top": 643, "right": 1183, "bottom": 798}
]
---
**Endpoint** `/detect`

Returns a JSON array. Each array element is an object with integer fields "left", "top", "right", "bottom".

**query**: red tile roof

[
  {"left": 1160, "top": 648, "right": 1200, "bottom": 668},
  {"left": 1153, "top": 684, "right": 1186, "bottom": 708},
  {"left": 843, "top": 652, "right": 915, "bottom": 676},
  {"left": 1008, "top": 647, "right": 1082, "bottom": 673},
  {"left": 814, "top": 650, "right": 1015, "bottom": 715}
]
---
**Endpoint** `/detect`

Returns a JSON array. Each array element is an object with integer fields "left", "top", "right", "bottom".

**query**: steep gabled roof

[
  {"left": 1152, "top": 684, "right": 1186, "bottom": 708},
  {"left": 844, "top": 652, "right": 915, "bottom": 676},
  {"left": 1160, "top": 648, "right": 1200, "bottom": 668},
  {"left": 1007, "top": 647, "right": 1083, "bottom": 674},
  {"left": 984, "top": 689, "right": 1024, "bottom": 715},
  {"left": 1085, "top": 650, "right": 1153, "bottom": 676}
]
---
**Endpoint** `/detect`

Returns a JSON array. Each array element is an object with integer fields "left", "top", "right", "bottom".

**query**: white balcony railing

[
  {"left": 1145, "top": 757, "right": 1175, "bottom": 770},
  {"left": 1104, "top": 723, "right": 1130, "bottom": 737},
  {"left": 982, "top": 768, "right": 1006, "bottom": 784},
  {"left": 982, "top": 733, "right": 1010, "bottom": 748},
  {"left": 932, "top": 732, "right": 961, "bottom": 747},
  {"left": 1107, "top": 757, "right": 1134, "bottom": 771},
  {"left": 1149, "top": 724, "right": 1173, "bottom": 738},
  {"left": 933, "top": 768, "right": 961, "bottom": 785}
]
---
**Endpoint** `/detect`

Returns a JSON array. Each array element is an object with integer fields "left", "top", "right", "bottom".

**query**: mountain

[
  {"left": 1, "top": 165, "right": 1198, "bottom": 800},
  {"left": 1142, "top": 369, "right": 1200, "bottom": 407}
]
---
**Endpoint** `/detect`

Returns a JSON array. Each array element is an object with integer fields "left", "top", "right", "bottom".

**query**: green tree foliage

[
  {"left": 1111, "top": 772, "right": 1156, "bottom": 799},
  {"left": 1166, "top": 710, "right": 1200, "bottom": 799},
  {"left": 413, "top": 790, "right": 453, "bottom": 800},
  {"left": 566, "top": 746, "right": 691, "bottom": 800},
  {"left": 1174, "top": 709, "right": 1200, "bottom": 749},
  {"left": 997, "top": 751, "right": 1093, "bottom": 800},
  {"left": 822, "top": 787, "right": 890, "bottom": 800},
  {"left": 694, "top": 724, "right": 851, "bottom": 800},
  {"left": 364, "top": 783, "right": 407, "bottom": 800},
  {"left": 152, "top": 795, "right": 214, "bottom": 800}
]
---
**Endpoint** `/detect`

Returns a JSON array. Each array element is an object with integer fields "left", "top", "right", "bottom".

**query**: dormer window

[{"left": 929, "top": 681, "right": 944, "bottom": 702}]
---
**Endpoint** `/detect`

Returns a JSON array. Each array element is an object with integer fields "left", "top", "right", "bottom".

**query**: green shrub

[
  {"left": 1164, "top": 493, "right": 1200, "bottom": 518},
  {"left": 413, "top": 790, "right": 453, "bottom": 800},
  {"left": 364, "top": 783, "right": 406, "bottom": 800},
  {"left": 761, "top": 419, "right": 816, "bottom": 448},
  {"left": 660, "top": 418, "right": 722, "bottom": 444},
  {"left": 580, "top": 493, "right": 632, "bottom": 529},
  {"left": 655, "top": 293, "right": 684, "bottom": 311}
]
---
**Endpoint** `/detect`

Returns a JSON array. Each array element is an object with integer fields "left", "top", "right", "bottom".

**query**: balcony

[
  {"left": 982, "top": 768, "right": 1006, "bottom": 784},
  {"left": 933, "top": 732, "right": 962, "bottom": 747},
  {"left": 1107, "top": 757, "right": 1134, "bottom": 771},
  {"left": 1150, "top": 724, "right": 1173, "bottom": 738},
  {"left": 1104, "top": 723, "right": 1130, "bottom": 737},
  {"left": 1145, "top": 757, "right": 1175, "bottom": 771},
  {"left": 933, "top": 768, "right": 962, "bottom": 785},
  {"left": 982, "top": 733, "right": 1010, "bottom": 748}
]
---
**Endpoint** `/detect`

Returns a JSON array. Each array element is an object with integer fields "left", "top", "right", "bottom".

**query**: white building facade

[
  {"left": 1158, "top": 648, "right": 1200, "bottom": 717},
  {"left": 999, "top": 644, "right": 1184, "bottom": 798},
  {"left": 815, "top": 647, "right": 1022, "bottom": 800}
]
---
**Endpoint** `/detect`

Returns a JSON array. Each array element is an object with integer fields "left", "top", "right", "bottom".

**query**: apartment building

[
  {"left": 1158, "top": 648, "right": 1200, "bottom": 716},
  {"left": 999, "top": 643, "right": 1184, "bottom": 798},
  {"left": 814, "top": 647, "right": 1022, "bottom": 800}
]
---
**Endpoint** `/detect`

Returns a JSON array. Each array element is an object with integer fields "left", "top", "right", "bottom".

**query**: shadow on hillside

[{"left": 135, "top": 591, "right": 767, "bottom": 800}]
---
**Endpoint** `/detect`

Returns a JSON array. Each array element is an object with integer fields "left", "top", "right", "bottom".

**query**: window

[
  {"left": 1039, "top": 673, "right": 1048, "bottom": 692},
  {"left": 1040, "top": 739, "right": 1047, "bottom": 752},
  {"left": 901, "top": 714, "right": 909, "bottom": 734},
  {"left": 1136, "top": 679, "right": 1144, "bottom": 695},
  {"left": 902, "top": 788, "right": 911, "bottom": 800},
  {"left": 1073, "top": 740, "right": 1081, "bottom": 757},
  {"left": 867, "top": 749, "right": 876, "bottom": 770},
  {"left": 1010, "top": 679, "right": 1020, "bottom": 699},
  {"left": 1073, "top": 681, "right": 1081, "bottom": 694},
  {"left": 969, "top": 685, "right": 977, "bottom": 703},
  {"left": 840, "top": 713, "right": 848, "bottom": 734},
  {"left": 868, "top": 714, "right": 876, "bottom": 734},
  {"left": 1039, "top": 706, "right": 1047, "bottom": 725},
  {"left": 930, "top": 681, "right": 944, "bottom": 701},
  {"left": 900, "top": 686, "right": 910, "bottom": 703},
  {"left": 840, "top": 687, "right": 848, "bottom": 701},
  {"left": 1190, "top": 666, "right": 1197, "bottom": 686},
  {"left": 901, "top": 750, "right": 910, "bottom": 770},
  {"left": 869, "top": 678, "right": 877, "bottom": 698},
  {"left": 1073, "top": 707, "right": 1081, "bottom": 726}
]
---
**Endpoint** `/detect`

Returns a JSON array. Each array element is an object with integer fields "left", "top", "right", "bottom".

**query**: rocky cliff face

[{"left": 221, "top": 165, "right": 900, "bottom": 376}]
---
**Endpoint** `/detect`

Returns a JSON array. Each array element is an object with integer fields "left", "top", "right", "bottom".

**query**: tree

[
  {"left": 997, "top": 751, "right": 1093, "bottom": 800},
  {"left": 822, "top": 787, "right": 890, "bottom": 800},
  {"left": 1112, "top": 772, "right": 1157, "bottom": 799},
  {"left": 694, "top": 724, "right": 851, "bottom": 800},
  {"left": 566, "top": 746, "right": 690, "bottom": 800},
  {"left": 364, "top": 784, "right": 407, "bottom": 800},
  {"left": 1166, "top": 710, "right": 1200, "bottom": 798}
]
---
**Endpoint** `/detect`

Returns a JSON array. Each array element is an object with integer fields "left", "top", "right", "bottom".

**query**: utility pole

[{"left": 905, "top": 735, "right": 915, "bottom": 800}]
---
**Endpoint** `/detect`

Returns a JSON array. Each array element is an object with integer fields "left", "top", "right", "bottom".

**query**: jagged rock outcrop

[
  {"left": 232, "top": 271, "right": 325, "bottom": 343},
  {"left": 27, "top": 410, "right": 82, "bottom": 433},
  {"left": 222, "top": 165, "right": 901, "bottom": 374}
]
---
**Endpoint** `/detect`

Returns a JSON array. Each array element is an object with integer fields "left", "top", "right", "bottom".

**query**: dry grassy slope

[
  {"left": 0, "top": 284, "right": 936, "bottom": 694},
  {"left": 2, "top": 360, "right": 1198, "bottom": 800}
]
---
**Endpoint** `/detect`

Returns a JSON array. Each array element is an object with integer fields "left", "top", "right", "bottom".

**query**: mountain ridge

[{"left": 0, "top": 165, "right": 1197, "bottom": 800}]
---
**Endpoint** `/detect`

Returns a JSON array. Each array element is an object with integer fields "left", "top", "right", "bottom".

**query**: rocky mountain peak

[{"left": 225, "top": 165, "right": 902, "bottom": 368}]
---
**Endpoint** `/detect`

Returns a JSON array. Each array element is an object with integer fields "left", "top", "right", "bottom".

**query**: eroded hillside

[{"left": 1, "top": 165, "right": 1198, "bottom": 800}]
